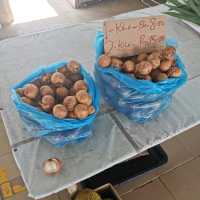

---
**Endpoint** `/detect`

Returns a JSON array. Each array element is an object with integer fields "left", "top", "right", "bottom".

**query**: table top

[{"left": 0, "top": 4, "right": 200, "bottom": 199}]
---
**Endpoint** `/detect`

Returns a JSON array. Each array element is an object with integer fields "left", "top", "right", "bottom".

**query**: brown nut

[
  {"left": 136, "top": 74, "right": 152, "bottom": 81},
  {"left": 53, "top": 104, "right": 68, "bottom": 119},
  {"left": 159, "top": 60, "right": 172, "bottom": 72},
  {"left": 147, "top": 51, "right": 162, "bottom": 60},
  {"left": 136, "top": 53, "right": 148, "bottom": 62},
  {"left": 68, "top": 111, "right": 77, "bottom": 119},
  {"left": 32, "top": 79, "right": 42, "bottom": 87},
  {"left": 41, "top": 95, "right": 55, "bottom": 107},
  {"left": 56, "top": 87, "right": 68, "bottom": 99},
  {"left": 67, "top": 60, "right": 80, "bottom": 73},
  {"left": 63, "top": 96, "right": 77, "bottom": 111},
  {"left": 152, "top": 72, "right": 168, "bottom": 82},
  {"left": 73, "top": 80, "right": 87, "bottom": 92},
  {"left": 111, "top": 57, "right": 123, "bottom": 69},
  {"left": 98, "top": 54, "right": 111, "bottom": 68},
  {"left": 41, "top": 74, "right": 51, "bottom": 85},
  {"left": 122, "top": 60, "right": 135, "bottom": 73},
  {"left": 16, "top": 88, "right": 24, "bottom": 96},
  {"left": 148, "top": 57, "right": 161, "bottom": 69},
  {"left": 74, "top": 104, "right": 89, "bottom": 119},
  {"left": 21, "top": 96, "right": 35, "bottom": 105},
  {"left": 75, "top": 90, "right": 92, "bottom": 106},
  {"left": 51, "top": 72, "right": 66, "bottom": 85},
  {"left": 136, "top": 61, "right": 153, "bottom": 75},
  {"left": 88, "top": 105, "right": 96, "bottom": 115},
  {"left": 40, "top": 85, "right": 54, "bottom": 96},
  {"left": 43, "top": 158, "right": 63, "bottom": 175},
  {"left": 162, "top": 47, "right": 176, "bottom": 60},
  {"left": 69, "top": 73, "right": 83, "bottom": 83},
  {"left": 40, "top": 103, "right": 52, "bottom": 112},
  {"left": 57, "top": 66, "right": 67, "bottom": 74},
  {"left": 24, "top": 84, "right": 39, "bottom": 99},
  {"left": 167, "top": 66, "right": 181, "bottom": 77}
]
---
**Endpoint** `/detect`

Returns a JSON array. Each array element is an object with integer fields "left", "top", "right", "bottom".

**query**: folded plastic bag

[
  {"left": 95, "top": 32, "right": 187, "bottom": 123},
  {"left": 11, "top": 61, "right": 100, "bottom": 147}
]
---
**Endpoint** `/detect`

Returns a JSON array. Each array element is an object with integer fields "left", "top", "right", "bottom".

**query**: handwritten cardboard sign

[{"left": 104, "top": 15, "right": 166, "bottom": 57}]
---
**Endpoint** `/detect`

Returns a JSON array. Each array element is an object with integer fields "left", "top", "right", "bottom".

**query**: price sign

[{"left": 104, "top": 15, "right": 166, "bottom": 57}]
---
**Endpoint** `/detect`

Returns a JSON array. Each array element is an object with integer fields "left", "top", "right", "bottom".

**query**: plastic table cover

[{"left": 0, "top": 4, "right": 200, "bottom": 199}]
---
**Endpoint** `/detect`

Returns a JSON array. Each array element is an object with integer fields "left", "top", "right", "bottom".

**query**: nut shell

[
  {"left": 162, "top": 47, "right": 176, "bottom": 60},
  {"left": 73, "top": 80, "right": 87, "bottom": 92},
  {"left": 98, "top": 54, "right": 111, "bottom": 68},
  {"left": 51, "top": 72, "right": 66, "bottom": 85},
  {"left": 63, "top": 96, "right": 77, "bottom": 111},
  {"left": 167, "top": 66, "right": 181, "bottom": 77},
  {"left": 160, "top": 60, "right": 172, "bottom": 72},
  {"left": 152, "top": 72, "right": 168, "bottom": 82},
  {"left": 136, "top": 61, "right": 153, "bottom": 75},
  {"left": 41, "top": 74, "right": 51, "bottom": 85},
  {"left": 53, "top": 104, "right": 68, "bottom": 119},
  {"left": 56, "top": 87, "right": 69, "bottom": 99},
  {"left": 40, "top": 85, "right": 54, "bottom": 96},
  {"left": 148, "top": 57, "right": 161, "bottom": 69},
  {"left": 75, "top": 90, "right": 92, "bottom": 106},
  {"left": 24, "top": 84, "right": 39, "bottom": 99},
  {"left": 122, "top": 60, "right": 135, "bottom": 73},
  {"left": 74, "top": 104, "right": 89, "bottom": 119},
  {"left": 21, "top": 96, "right": 35, "bottom": 105},
  {"left": 137, "top": 53, "right": 148, "bottom": 62},
  {"left": 67, "top": 60, "right": 80, "bottom": 73},
  {"left": 57, "top": 66, "right": 67, "bottom": 74},
  {"left": 41, "top": 95, "right": 55, "bottom": 107},
  {"left": 147, "top": 51, "right": 162, "bottom": 60},
  {"left": 43, "top": 158, "right": 62, "bottom": 175},
  {"left": 111, "top": 57, "right": 123, "bottom": 69}
]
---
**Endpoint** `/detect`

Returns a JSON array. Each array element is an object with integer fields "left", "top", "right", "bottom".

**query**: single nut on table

[
  {"left": 41, "top": 74, "right": 51, "bottom": 85},
  {"left": 136, "top": 53, "right": 148, "bottom": 62},
  {"left": 51, "top": 72, "right": 66, "bottom": 85},
  {"left": 162, "top": 47, "right": 176, "bottom": 60},
  {"left": 16, "top": 88, "right": 24, "bottom": 96},
  {"left": 43, "top": 158, "right": 63, "bottom": 176},
  {"left": 122, "top": 60, "right": 135, "bottom": 73},
  {"left": 136, "top": 61, "right": 153, "bottom": 75},
  {"left": 75, "top": 90, "right": 92, "bottom": 106},
  {"left": 167, "top": 66, "right": 181, "bottom": 77},
  {"left": 23, "top": 84, "right": 39, "bottom": 99},
  {"left": 69, "top": 73, "right": 83, "bottom": 83},
  {"left": 148, "top": 57, "right": 161, "bottom": 69},
  {"left": 111, "top": 57, "right": 123, "bottom": 69},
  {"left": 63, "top": 96, "right": 77, "bottom": 111},
  {"left": 73, "top": 80, "right": 87, "bottom": 92},
  {"left": 74, "top": 104, "right": 89, "bottom": 119},
  {"left": 98, "top": 54, "right": 111, "bottom": 68},
  {"left": 40, "top": 85, "right": 54, "bottom": 96},
  {"left": 56, "top": 87, "right": 69, "bottom": 99},
  {"left": 88, "top": 105, "right": 96, "bottom": 115},
  {"left": 53, "top": 104, "right": 68, "bottom": 119},
  {"left": 67, "top": 60, "right": 80, "bottom": 73},
  {"left": 160, "top": 59, "right": 173, "bottom": 72},
  {"left": 21, "top": 96, "right": 35, "bottom": 105}
]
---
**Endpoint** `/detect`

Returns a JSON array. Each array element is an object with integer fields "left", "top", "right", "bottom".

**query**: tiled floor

[{"left": 1, "top": 0, "right": 200, "bottom": 200}]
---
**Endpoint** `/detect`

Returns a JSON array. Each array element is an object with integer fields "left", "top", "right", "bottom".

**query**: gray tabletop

[{"left": 0, "top": 4, "right": 200, "bottom": 199}]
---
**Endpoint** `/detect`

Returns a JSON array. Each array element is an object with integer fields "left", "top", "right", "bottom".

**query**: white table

[{"left": 0, "top": 5, "right": 200, "bottom": 199}]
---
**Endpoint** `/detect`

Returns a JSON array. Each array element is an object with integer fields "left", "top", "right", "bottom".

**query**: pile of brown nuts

[
  {"left": 98, "top": 47, "right": 181, "bottom": 82},
  {"left": 16, "top": 61, "right": 95, "bottom": 119}
]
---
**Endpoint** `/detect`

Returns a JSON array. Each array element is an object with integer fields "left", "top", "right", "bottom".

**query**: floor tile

[
  {"left": 0, "top": 116, "right": 10, "bottom": 157},
  {"left": 121, "top": 179, "right": 174, "bottom": 200},
  {"left": 115, "top": 136, "right": 193, "bottom": 195},
  {"left": 178, "top": 125, "right": 200, "bottom": 157},
  {"left": 161, "top": 157, "right": 200, "bottom": 200},
  {"left": 0, "top": 153, "right": 20, "bottom": 183}
]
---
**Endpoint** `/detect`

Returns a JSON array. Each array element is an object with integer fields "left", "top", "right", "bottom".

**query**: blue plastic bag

[
  {"left": 95, "top": 32, "right": 187, "bottom": 123},
  {"left": 11, "top": 61, "right": 100, "bottom": 147}
]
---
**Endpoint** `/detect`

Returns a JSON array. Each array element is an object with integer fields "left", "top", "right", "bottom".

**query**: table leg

[{"left": 82, "top": 145, "right": 168, "bottom": 188}]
